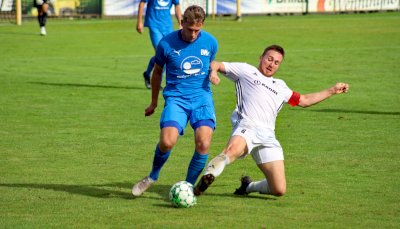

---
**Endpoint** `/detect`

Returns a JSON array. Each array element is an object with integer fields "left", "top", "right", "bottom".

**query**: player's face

[
  {"left": 258, "top": 50, "right": 283, "bottom": 77},
  {"left": 181, "top": 22, "right": 203, "bottom": 43}
]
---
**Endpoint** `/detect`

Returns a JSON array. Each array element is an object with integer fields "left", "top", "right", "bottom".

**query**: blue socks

[
  {"left": 186, "top": 151, "right": 208, "bottom": 185},
  {"left": 145, "top": 56, "right": 156, "bottom": 78},
  {"left": 148, "top": 147, "right": 208, "bottom": 185},
  {"left": 149, "top": 145, "right": 171, "bottom": 181}
]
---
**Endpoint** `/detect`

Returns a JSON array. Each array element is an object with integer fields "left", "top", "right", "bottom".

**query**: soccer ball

[{"left": 169, "top": 181, "right": 197, "bottom": 208}]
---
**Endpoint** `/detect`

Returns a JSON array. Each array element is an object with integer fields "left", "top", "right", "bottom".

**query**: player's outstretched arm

[
  {"left": 209, "top": 61, "right": 222, "bottom": 85},
  {"left": 209, "top": 61, "right": 225, "bottom": 85},
  {"left": 209, "top": 61, "right": 221, "bottom": 85},
  {"left": 298, "top": 82, "right": 349, "bottom": 108},
  {"left": 210, "top": 61, "right": 226, "bottom": 74}
]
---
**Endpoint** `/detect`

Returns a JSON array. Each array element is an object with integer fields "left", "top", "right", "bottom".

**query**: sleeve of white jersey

[
  {"left": 275, "top": 79, "right": 298, "bottom": 104},
  {"left": 221, "top": 62, "right": 246, "bottom": 82}
]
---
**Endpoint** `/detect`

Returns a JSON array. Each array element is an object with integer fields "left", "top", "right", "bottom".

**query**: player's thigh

[
  {"left": 257, "top": 160, "right": 286, "bottom": 195},
  {"left": 223, "top": 135, "right": 248, "bottom": 162},
  {"left": 149, "top": 27, "right": 164, "bottom": 49},
  {"left": 42, "top": 3, "right": 49, "bottom": 11},
  {"left": 227, "top": 122, "right": 260, "bottom": 162},
  {"left": 194, "top": 125, "right": 213, "bottom": 153},
  {"left": 160, "top": 24, "right": 173, "bottom": 37},
  {"left": 189, "top": 94, "right": 216, "bottom": 128},
  {"left": 160, "top": 98, "right": 189, "bottom": 135}
]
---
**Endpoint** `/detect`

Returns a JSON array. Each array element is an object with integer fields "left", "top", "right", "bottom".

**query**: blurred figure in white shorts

[{"left": 34, "top": 0, "right": 53, "bottom": 35}]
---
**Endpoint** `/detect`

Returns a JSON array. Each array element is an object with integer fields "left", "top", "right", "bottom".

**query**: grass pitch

[{"left": 1, "top": 12, "right": 399, "bottom": 228}]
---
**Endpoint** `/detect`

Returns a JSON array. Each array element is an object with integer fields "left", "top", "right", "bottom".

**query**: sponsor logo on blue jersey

[
  {"left": 155, "top": 0, "right": 170, "bottom": 9},
  {"left": 178, "top": 56, "right": 204, "bottom": 78},
  {"left": 201, "top": 49, "right": 210, "bottom": 56}
]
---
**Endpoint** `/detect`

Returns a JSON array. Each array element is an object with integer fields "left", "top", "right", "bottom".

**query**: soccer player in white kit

[
  {"left": 34, "top": 0, "right": 53, "bottom": 36},
  {"left": 194, "top": 45, "right": 350, "bottom": 197}
]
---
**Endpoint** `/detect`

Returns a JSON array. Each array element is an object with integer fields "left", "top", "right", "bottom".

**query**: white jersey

[{"left": 223, "top": 62, "right": 298, "bottom": 130}]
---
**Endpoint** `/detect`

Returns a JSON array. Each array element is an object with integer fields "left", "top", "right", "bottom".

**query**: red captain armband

[{"left": 288, "top": 91, "right": 300, "bottom": 107}]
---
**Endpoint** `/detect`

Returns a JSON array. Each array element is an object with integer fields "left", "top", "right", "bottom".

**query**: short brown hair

[
  {"left": 182, "top": 5, "right": 206, "bottom": 24},
  {"left": 261, "top": 45, "right": 285, "bottom": 58}
]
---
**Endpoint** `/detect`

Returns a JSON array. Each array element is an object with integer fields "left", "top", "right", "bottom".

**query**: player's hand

[
  {"left": 145, "top": 104, "right": 157, "bottom": 116},
  {"left": 333, "top": 82, "right": 350, "bottom": 94},
  {"left": 209, "top": 71, "right": 220, "bottom": 85},
  {"left": 136, "top": 23, "right": 143, "bottom": 34}
]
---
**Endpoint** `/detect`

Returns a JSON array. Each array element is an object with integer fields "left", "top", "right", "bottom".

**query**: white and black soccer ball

[{"left": 169, "top": 181, "right": 197, "bottom": 208}]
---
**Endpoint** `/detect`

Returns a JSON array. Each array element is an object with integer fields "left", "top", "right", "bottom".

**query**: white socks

[
  {"left": 246, "top": 179, "right": 271, "bottom": 194},
  {"left": 204, "top": 154, "right": 230, "bottom": 177},
  {"left": 204, "top": 154, "right": 272, "bottom": 195}
]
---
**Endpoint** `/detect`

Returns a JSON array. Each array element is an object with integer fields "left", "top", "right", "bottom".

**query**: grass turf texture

[{"left": 1, "top": 12, "right": 399, "bottom": 228}]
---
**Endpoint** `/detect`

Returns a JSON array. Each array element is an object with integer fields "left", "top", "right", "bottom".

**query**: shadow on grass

[
  {"left": 0, "top": 182, "right": 274, "bottom": 204},
  {"left": 301, "top": 108, "right": 400, "bottom": 116},
  {"left": 202, "top": 191, "right": 277, "bottom": 201},
  {"left": 30, "top": 81, "right": 146, "bottom": 90},
  {"left": 0, "top": 182, "right": 168, "bottom": 200}
]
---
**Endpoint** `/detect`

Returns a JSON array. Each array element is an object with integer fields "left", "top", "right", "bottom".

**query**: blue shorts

[
  {"left": 160, "top": 94, "right": 216, "bottom": 135},
  {"left": 149, "top": 26, "right": 173, "bottom": 49}
]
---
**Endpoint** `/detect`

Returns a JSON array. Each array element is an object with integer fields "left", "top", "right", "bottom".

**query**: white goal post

[{"left": 16, "top": 0, "right": 21, "bottom": 25}]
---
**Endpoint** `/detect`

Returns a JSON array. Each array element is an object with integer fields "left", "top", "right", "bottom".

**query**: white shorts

[
  {"left": 231, "top": 122, "right": 284, "bottom": 164},
  {"left": 35, "top": 0, "right": 54, "bottom": 5}
]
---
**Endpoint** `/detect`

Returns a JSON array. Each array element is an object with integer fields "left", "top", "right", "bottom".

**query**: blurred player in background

[
  {"left": 34, "top": 0, "right": 52, "bottom": 36},
  {"left": 132, "top": 5, "right": 219, "bottom": 197},
  {"left": 136, "top": 0, "right": 182, "bottom": 89},
  {"left": 194, "top": 45, "right": 350, "bottom": 197}
]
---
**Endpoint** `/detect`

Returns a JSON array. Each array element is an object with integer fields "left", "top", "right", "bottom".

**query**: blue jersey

[
  {"left": 155, "top": 30, "right": 218, "bottom": 98},
  {"left": 142, "top": 0, "right": 180, "bottom": 29}
]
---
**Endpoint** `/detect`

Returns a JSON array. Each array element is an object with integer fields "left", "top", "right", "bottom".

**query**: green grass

[{"left": 1, "top": 12, "right": 400, "bottom": 228}]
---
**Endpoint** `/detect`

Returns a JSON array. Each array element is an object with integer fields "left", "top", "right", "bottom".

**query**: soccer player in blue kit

[
  {"left": 136, "top": 0, "right": 182, "bottom": 89},
  {"left": 132, "top": 5, "right": 220, "bottom": 197}
]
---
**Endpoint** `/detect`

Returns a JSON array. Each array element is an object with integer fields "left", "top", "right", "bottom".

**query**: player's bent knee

[
  {"left": 195, "top": 141, "right": 211, "bottom": 153},
  {"left": 273, "top": 190, "right": 286, "bottom": 197},
  {"left": 271, "top": 186, "right": 286, "bottom": 196},
  {"left": 159, "top": 132, "right": 179, "bottom": 151},
  {"left": 159, "top": 140, "right": 176, "bottom": 152}
]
